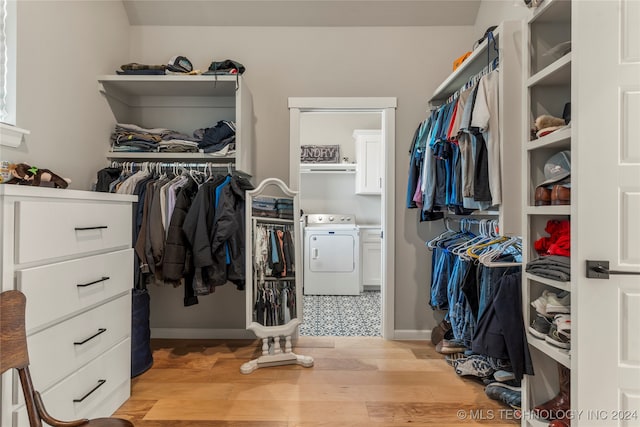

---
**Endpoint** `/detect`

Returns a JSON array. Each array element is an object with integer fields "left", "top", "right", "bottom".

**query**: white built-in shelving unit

[{"left": 520, "top": 1, "right": 573, "bottom": 426}]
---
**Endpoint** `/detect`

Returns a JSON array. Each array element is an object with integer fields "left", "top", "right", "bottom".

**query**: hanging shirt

[{"left": 471, "top": 70, "right": 501, "bottom": 206}]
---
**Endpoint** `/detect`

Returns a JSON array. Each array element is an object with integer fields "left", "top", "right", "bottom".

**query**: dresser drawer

[
  {"left": 15, "top": 294, "right": 131, "bottom": 406},
  {"left": 17, "top": 249, "right": 133, "bottom": 332},
  {"left": 15, "top": 200, "right": 131, "bottom": 264},
  {"left": 12, "top": 338, "right": 131, "bottom": 427}
]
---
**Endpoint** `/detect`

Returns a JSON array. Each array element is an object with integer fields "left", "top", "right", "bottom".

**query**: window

[{"left": 0, "top": 0, "right": 28, "bottom": 147}]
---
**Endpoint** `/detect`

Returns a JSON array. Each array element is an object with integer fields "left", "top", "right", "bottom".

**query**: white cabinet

[
  {"left": 521, "top": 1, "right": 573, "bottom": 426},
  {"left": 360, "top": 226, "right": 381, "bottom": 289},
  {"left": 0, "top": 186, "right": 136, "bottom": 427},
  {"left": 241, "top": 178, "right": 313, "bottom": 374},
  {"left": 353, "top": 129, "right": 382, "bottom": 195},
  {"left": 97, "top": 74, "right": 254, "bottom": 176}
]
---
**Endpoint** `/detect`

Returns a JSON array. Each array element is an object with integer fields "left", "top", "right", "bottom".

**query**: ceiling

[{"left": 122, "top": 0, "right": 482, "bottom": 27}]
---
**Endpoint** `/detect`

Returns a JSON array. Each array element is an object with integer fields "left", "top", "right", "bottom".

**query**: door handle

[
  {"left": 312, "top": 248, "right": 319, "bottom": 259},
  {"left": 586, "top": 260, "right": 640, "bottom": 279}
]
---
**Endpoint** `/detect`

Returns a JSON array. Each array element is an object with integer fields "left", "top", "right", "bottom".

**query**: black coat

[
  {"left": 183, "top": 175, "right": 253, "bottom": 291},
  {"left": 163, "top": 177, "right": 198, "bottom": 284}
]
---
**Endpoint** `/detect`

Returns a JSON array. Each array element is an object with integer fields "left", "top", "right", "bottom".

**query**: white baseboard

[
  {"left": 151, "top": 328, "right": 255, "bottom": 339},
  {"left": 392, "top": 329, "right": 432, "bottom": 341}
]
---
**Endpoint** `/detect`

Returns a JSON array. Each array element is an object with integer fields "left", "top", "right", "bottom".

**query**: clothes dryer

[{"left": 303, "top": 214, "right": 360, "bottom": 295}]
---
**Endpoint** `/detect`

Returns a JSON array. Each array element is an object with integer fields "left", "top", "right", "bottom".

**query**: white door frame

[{"left": 288, "top": 97, "right": 397, "bottom": 340}]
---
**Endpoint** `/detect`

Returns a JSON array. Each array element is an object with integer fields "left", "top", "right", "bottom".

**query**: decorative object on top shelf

[{"left": 300, "top": 144, "right": 340, "bottom": 163}]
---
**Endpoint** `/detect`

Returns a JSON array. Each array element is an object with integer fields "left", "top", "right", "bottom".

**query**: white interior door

[{"left": 575, "top": 0, "right": 640, "bottom": 422}]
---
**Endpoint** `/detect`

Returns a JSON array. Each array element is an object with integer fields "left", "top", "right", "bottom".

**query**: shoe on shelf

[
  {"left": 529, "top": 314, "right": 553, "bottom": 339},
  {"left": 531, "top": 290, "right": 557, "bottom": 317},
  {"left": 546, "top": 315, "right": 571, "bottom": 349},
  {"left": 535, "top": 186, "right": 552, "bottom": 206},
  {"left": 546, "top": 293, "right": 571, "bottom": 314},
  {"left": 484, "top": 382, "right": 522, "bottom": 409},
  {"left": 551, "top": 184, "right": 571, "bottom": 205},
  {"left": 533, "top": 365, "right": 570, "bottom": 420}
]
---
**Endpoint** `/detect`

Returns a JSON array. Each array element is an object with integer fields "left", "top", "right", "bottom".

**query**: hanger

[
  {"left": 478, "top": 236, "right": 522, "bottom": 267},
  {"left": 426, "top": 217, "right": 458, "bottom": 249}
]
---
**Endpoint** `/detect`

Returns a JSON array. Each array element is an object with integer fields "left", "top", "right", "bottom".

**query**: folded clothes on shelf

[{"left": 525, "top": 255, "right": 571, "bottom": 281}]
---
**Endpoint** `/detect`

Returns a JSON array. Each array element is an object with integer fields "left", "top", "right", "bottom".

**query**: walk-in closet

[{"left": 1, "top": 1, "right": 638, "bottom": 426}]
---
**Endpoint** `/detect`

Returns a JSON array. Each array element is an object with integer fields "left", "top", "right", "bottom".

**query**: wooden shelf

[
  {"left": 528, "top": 333, "right": 571, "bottom": 368},
  {"left": 429, "top": 25, "right": 501, "bottom": 103},
  {"left": 525, "top": 273, "right": 571, "bottom": 293},
  {"left": 528, "top": 53, "right": 571, "bottom": 87},
  {"left": 526, "top": 126, "right": 571, "bottom": 151}
]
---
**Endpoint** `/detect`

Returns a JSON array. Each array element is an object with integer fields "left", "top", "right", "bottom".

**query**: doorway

[{"left": 288, "top": 97, "right": 397, "bottom": 339}]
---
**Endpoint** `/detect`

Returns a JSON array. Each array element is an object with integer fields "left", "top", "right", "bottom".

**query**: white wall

[
  {"left": 4, "top": 1, "right": 130, "bottom": 188},
  {"left": 474, "top": 0, "right": 530, "bottom": 37},
  {"left": 126, "top": 25, "right": 475, "bottom": 333}
]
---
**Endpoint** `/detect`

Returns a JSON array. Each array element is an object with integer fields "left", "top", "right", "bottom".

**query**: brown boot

[
  {"left": 534, "top": 364, "right": 570, "bottom": 420},
  {"left": 551, "top": 184, "right": 571, "bottom": 205},
  {"left": 535, "top": 186, "right": 551, "bottom": 206}
]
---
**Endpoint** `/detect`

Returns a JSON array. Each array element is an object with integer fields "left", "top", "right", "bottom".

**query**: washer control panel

[{"left": 306, "top": 214, "right": 356, "bottom": 226}]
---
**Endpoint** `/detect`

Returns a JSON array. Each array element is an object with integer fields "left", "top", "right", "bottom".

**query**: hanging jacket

[
  {"left": 208, "top": 175, "right": 253, "bottom": 289},
  {"left": 183, "top": 175, "right": 253, "bottom": 292},
  {"left": 163, "top": 177, "right": 198, "bottom": 284}
]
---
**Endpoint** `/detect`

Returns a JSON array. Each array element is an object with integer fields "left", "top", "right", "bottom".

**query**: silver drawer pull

[
  {"left": 74, "top": 226, "right": 108, "bottom": 231},
  {"left": 73, "top": 379, "right": 106, "bottom": 403},
  {"left": 74, "top": 328, "right": 107, "bottom": 345},
  {"left": 77, "top": 276, "right": 110, "bottom": 288}
]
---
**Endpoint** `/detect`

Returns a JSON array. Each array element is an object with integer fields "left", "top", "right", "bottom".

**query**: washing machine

[{"left": 303, "top": 214, "right": 360, "bottom": 295}]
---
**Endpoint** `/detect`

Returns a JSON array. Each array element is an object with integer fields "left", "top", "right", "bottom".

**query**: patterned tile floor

[{"left": 299, "top": 291, "right": 381, "bottom": 337}]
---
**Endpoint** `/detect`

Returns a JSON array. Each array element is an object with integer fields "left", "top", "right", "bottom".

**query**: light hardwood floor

[{"left": 113, "top": 337, "right": 519, "bottom": 426}]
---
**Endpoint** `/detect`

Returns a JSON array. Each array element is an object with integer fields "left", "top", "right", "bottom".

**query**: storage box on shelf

[
  {"left": 97, "top": 74, "right": 254, "bottom": 175},
  {"left": 0, "top": 186, "right": 137, "bottom": 427},
  {"left": 521, "top": 1, "right": 574, "bottom": 426}
]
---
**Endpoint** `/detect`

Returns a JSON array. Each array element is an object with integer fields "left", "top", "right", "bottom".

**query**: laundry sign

[{"left": 300, "top": 145, "right": 340, "bottom": 163}]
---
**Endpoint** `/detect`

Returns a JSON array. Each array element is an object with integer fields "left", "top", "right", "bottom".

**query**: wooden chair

[{"left": 0, "top": 290, "right": 134, "bottom": 427}]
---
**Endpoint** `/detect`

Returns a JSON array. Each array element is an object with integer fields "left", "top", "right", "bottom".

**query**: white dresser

[{"left": 0, "top": 185, "right": 137, "bottom": 427}]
